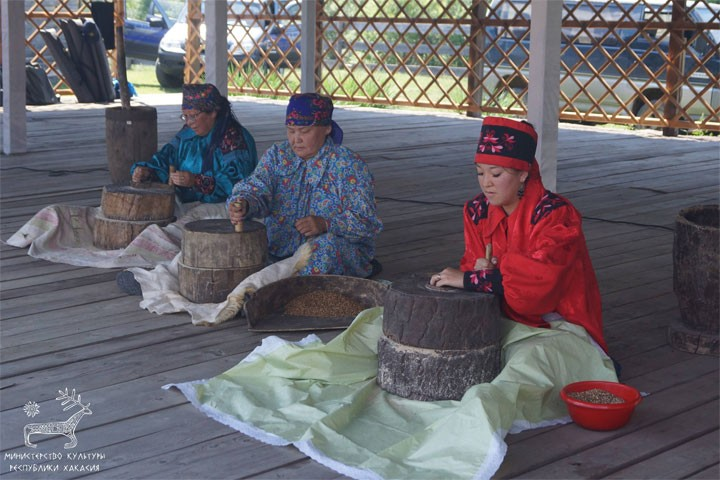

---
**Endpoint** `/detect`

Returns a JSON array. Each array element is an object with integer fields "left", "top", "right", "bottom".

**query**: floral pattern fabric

[
  {"left": 228, "top": 138, "right": 382, "bottom": 277},
  {"left": 132, "top": 124, "right": 258, "bottom": 203}
]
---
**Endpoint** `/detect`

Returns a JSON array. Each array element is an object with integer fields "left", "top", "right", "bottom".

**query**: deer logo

[{"left": 24, "top": 388, "right": 92, "bottom": 449}]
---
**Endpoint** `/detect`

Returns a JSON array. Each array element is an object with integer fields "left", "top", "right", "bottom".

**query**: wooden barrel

[
  {"left": 669, "top": 204, "right": 719, "bottom": 356},
  {"left": 105, "top": 105, "right": 158, "bottom": 184},
  {"left": 93, "top": 182, "right": 175, "bottom": 250},
  {"left": 377, "top": 274, "right": 502, "bottom": 401},
  {"left": 178, "top": 219, "right": 268, "bottom": 304}
]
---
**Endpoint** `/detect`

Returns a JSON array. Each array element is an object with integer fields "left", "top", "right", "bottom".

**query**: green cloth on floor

[{"left": 166, "top": 307, "right": 617, "bottom": 479}]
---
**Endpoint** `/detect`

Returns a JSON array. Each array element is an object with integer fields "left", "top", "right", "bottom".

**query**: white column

[
  {"left": 205, "top": 0, "right": 228, "bottom": 95},
  {"left": 300, "top": 0, "right": 317, "bottom": 93},
  {"left": 2, "top": 0, "right": 27, "bottom": 154},
  {"left": 527, "top": 0, "right": 562, "bottom": 192}
]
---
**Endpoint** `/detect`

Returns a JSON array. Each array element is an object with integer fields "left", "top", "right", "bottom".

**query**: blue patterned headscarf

[
  {"left": 182, "top": 83, "right": 223, "bottom": 112},
  {"left": 181, "top": 83, "right": 248, "bottom": 172},
  {"left": 285, "top": 93, "right": 343, "bottom": 145}
]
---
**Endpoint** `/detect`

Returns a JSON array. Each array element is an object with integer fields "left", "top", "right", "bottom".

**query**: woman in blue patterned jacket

[
  {"left": 131, "top": 83, "right": 258, "bottom": 204},
  {"left": 227, "top": 93, "right": 383, "bottom": 278}
]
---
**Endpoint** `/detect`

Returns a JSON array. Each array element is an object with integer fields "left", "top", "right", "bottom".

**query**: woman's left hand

[
  {"left": 170, "top": 170, "right": 196, "bottom": 187},
  {"left": 430, "top": 267, "right": 464, "bottom": 288},
  {"left": 295, "top": 216, "right": 328, "bottom": 237}
]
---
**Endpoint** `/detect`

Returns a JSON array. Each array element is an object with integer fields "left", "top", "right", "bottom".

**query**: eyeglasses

[{"left": 180, "top": 112, "right": 203, "bottom": 123}]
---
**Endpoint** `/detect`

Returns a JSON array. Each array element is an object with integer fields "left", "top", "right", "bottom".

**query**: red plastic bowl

[{"left": 560, "top": 380, "right": 642, "bottom": 431}]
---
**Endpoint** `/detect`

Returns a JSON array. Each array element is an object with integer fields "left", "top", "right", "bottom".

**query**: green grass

[
  {"left": 127, "top": 62, "right": 470, "bottom": 107},
  {"left": 126, "top": 62, "right": 716, "bottom": 136},
  {"left": 126, "top": 62, "right": 179, "bottom": 94}
]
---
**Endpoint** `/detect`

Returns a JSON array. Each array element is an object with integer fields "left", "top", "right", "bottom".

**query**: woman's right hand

[
  {"left": 132, "top": 166, "right": 150, "bottom": 183},
  {"left": 473, "top": 257, "right": 497, "bottom": 270},
  {"left": 228, "top": 199, "right": 248, "bottom": 224}
]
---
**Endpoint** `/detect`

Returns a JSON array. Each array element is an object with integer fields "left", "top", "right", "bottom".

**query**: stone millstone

[
  {"left": 182, "top": 219, "right": 268, "bottom": 269},
  {"left": 382, "top": 273, "right": 501, "bottom": 350},
  {"left": 377, "top": 273, "right": 503, "bottom": 401},
  {"left": 93, "top": 212, "right": 174, "bottom": 250},
  {"left": 376, "top": 335, "right": 501, "bottom": 401},
  {"left": 178, "top": 219, "right": 268, "bottom": 304},
  {"left": 100, "top": 182, "right": 175, "bottom": 221}
]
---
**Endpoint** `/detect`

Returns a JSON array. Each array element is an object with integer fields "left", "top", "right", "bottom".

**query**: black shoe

[
  {"left": 368, "top": 258, "right": 383, "bottom": 278},
  {"left": 116, "top": 271, "right": 142, "bottom": 296}
]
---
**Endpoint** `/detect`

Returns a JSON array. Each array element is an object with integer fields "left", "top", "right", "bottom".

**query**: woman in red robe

[{"left": 430, "top": 116, "right": 609, "bottom": 354}]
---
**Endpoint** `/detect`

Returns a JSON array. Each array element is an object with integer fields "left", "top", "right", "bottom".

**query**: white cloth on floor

[
  {"left": 130, "top": 242, "right": 312, "bottom": 326},
  {"left": 4, "top": 201, "right": 228, "bottom": 268}
]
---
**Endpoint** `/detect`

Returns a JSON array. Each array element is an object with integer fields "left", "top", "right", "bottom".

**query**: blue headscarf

[{"left": 285, "top": 93, "right": 343, "bottom": 145}]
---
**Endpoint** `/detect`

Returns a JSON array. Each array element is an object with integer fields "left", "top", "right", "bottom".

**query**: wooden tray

[{"left": 243, "top": 275, "right": 389, "bottom": 332}]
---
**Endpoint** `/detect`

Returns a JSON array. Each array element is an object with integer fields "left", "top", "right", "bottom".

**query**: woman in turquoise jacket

[{"left": 131, "top": 83, "right": 258, "bottom": 203}]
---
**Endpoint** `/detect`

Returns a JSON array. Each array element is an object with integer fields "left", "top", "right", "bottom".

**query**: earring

[{"left": 517, "top": 182, "right": 526, "bottom": 199}]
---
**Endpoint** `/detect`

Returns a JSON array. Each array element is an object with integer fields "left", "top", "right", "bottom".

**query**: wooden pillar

[
  {"left": 1, "top": 0, "right": 27, "bottom": 154},
  {"left": 662, "top": 0, "right": 687, "bottom": 137},
  {"left": 205, "top": 0, "right": 227, "bottom": 94},
  {"left": 300, "top": 0, "right": 317, "bottom": 93},
  {"left": 527, "top": 0, "right": 562, "bottom": 192},
  {"left": 185, "top": 0, "right": 203, "bottom": 84},
  {"left": 467, "top": 0, "right": 488, "bottom": 118}
]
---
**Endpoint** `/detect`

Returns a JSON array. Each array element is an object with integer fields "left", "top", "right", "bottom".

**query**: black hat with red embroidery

[{"left": 475, "top": 117, "right": 538, "bottom": 171}]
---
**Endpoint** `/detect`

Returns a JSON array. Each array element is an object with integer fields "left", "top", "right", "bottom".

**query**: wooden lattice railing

[
  {"left": 23, "top": 0, "right": 128, "bottom": 96},
  {"left": 212, "top": 0, "right": 720, "bottom": 131},
  {"left": 21, "top": 0, "right": 720, "bottom": 132}
]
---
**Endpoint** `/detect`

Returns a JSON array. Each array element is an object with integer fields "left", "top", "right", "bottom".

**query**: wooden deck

[{"left": 1, "top": 95, "right": 718, "bottom": 479}]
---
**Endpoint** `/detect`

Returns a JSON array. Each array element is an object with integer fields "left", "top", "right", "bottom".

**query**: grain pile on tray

[{"left": 283, "top": 291, "right": 364, "bottom": 318}]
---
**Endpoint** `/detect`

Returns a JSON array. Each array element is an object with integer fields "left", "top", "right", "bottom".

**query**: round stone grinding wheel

[{"left": 377, "top": 273, "right": 503, "bottom": 401}]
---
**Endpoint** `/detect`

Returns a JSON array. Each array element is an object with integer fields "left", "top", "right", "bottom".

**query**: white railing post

[
  {"left": 300, "top": 0, "right": 317, "bottom": 93},
  {"left": 206, "top": 0, "right": 228, "bottom": 95},
  {"left": 527, "top": 0, "right": 562, "bottom": 192},
  {"left": 2, "top": 0, "right": 27, "bottom": 154}
]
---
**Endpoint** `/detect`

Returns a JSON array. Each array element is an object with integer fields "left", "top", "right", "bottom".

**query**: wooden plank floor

[{"left": 1, "top": 95, "right": 718, "bottom": 479}]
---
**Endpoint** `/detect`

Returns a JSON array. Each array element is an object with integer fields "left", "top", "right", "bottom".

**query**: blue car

[{"left": 124, "top": 0, "right": 180, "bottom": 64}]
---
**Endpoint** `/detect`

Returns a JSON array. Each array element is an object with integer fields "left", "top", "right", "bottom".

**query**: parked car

[
  {"left": 155, "top": 0, "right": 265, "bottom": 88},
  {"left": 124, "top": 0, "right": 181, "bottom": 64},
  {"left": 248, "top": 0, "right": 301, "bottom": 67},
  {"left": 484, "top": 0, "right": 719, "bottom": 123},
  {"left": 154, "top": 0, "right": 302, "bottom": 87}
]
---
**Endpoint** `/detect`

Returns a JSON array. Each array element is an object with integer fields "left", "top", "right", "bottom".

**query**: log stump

[
  {"left": 105, "top": 105, "right": 158, "bottom": 184},
  {"left": 93, "top": 182, "right": 175, "bottom": 250},
  {"left": 377, "top": 274, "right": 502, "bottom": 401},
  {"left": 669, "top": 204, "right": 719, "bottom": 356},
  {"left": 178, "top": 219, "right": 268, "bottom": 304}
]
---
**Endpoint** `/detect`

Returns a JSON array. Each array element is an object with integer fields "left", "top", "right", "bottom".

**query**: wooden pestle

[
  {"left": 233, "top": 202, "right": 244, "bottom": 233},
  {"left": 168, "top": 165, "right": 176, "bottom": 185},
  {"left": 485, "top": 243, "right": 493, "bottom": 261}
]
